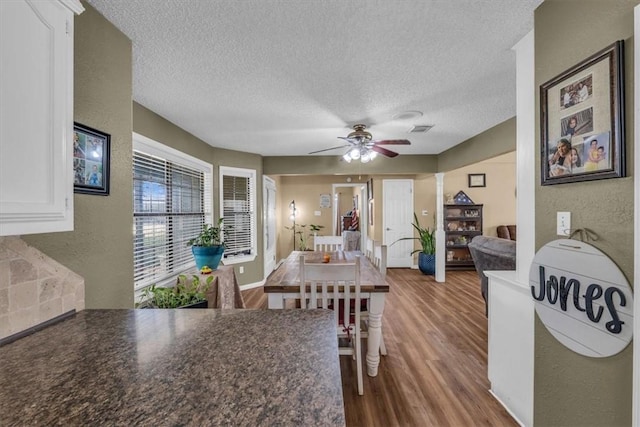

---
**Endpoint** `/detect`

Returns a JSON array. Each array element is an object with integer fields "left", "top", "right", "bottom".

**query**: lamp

[
  {"left": 342, "top": 145, "right": 377, "bottom": 164},
  {"left": 289, "top": 200, "right": 297, "bottom": 250}
]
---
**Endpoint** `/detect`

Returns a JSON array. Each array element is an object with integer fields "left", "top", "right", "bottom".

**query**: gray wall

[
  {"left": 133, "top": 103, "right": 265, "bottom": 286},
  {"left": 437, "top": 117, "right": 516, "bottom": 172},
  {"left": 264, "top": 154, "right": 437, "bottom": 175},
  {"left": 24, "top": 2, "right": 134, "bottom": 309},
  {"left": 534, "top": 1, "right": 636, "bottom": 425}
]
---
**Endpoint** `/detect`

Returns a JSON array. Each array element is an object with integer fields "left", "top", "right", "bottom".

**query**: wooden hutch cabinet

[{"left": 444, "top": 203, "right": 483, "bottom": 270}]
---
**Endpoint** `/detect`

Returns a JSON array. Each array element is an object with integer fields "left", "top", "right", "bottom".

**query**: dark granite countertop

[{"left": 0, "top": 309, "right": 345, "bottom": 426}]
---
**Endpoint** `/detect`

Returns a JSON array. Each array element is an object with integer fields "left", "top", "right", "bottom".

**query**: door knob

[{"left": 386, "top": 228, "right": 391, "bottom": 231}]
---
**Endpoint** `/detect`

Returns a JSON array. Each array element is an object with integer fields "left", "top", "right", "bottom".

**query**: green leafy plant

[
  {"left": 136, "top": 274, "right": 214, "bottom": 308},
  {"left": 392, "top": 212, "right": 435, "bottom": 255},
  {"left": 285, "top": 223, "right": 324, "bottom": 251},
  {"left": 187, "top": 218, "right": 227, "bottom": 247}
]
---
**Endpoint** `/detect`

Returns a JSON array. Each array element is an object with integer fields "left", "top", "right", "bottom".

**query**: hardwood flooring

[{"left": 242, "top": 269, "right": 517, "bottom": 427}]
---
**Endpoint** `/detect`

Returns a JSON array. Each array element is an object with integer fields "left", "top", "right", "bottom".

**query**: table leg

[
  {"left": 366, "top": 293, "right": 385, "bottom": 377},
  {"left": 268, "top": 293, "right": 284, "bottom": 309}
]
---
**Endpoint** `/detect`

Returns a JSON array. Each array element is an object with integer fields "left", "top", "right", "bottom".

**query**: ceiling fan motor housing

[{"left": 347, "top": 124, "right": 372, "bottom": 141}]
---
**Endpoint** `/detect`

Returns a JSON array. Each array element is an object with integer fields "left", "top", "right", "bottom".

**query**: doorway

[
  {"left": 383, "top": 179, "right": 414, "bottom": 267},
  {"left": 331, "top": 182, "right": 367, "bottom": 250},
  {"left": 263, "top": 176, "right": 276, "bottom": 279}
]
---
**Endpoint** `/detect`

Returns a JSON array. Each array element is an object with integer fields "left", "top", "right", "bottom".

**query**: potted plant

[
  {"left": 392, "top": 213, "right": 436, "bottom": 275},
  {"left": 136, "top": 274, "right": 214, "bottom": 308},
  {"left": 187, "top": 218, "right": 226, "bottom": 271},
  {"left": 285, "top": 223, "right": 324, "bottom": 251}
]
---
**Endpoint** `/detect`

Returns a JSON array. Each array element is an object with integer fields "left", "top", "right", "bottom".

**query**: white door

[
  {"left": 263, "top": 176, "right": 277, "bottom": 278},
  {"left": 383, "top": 179, "right": 414, "bottom": 267}
]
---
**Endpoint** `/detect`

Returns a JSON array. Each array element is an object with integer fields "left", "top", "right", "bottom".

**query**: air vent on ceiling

[{"left": 409, "top": 125, "right": 433, "bottom": 133}]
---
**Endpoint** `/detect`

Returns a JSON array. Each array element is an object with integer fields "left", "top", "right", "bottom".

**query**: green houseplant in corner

[
  {"left": 136, "top": 274, "right": 214, "bottom": 308},
  {"left": 392, "top": 212, "right": 436, "bottom": 275},
  {"left": 187, "top": 218, "right": 226, "bottom": 271}
]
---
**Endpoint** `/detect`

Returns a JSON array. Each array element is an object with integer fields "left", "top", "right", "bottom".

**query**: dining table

[{"left": 264, "top": 250, "right": 390, "bottom": 377}]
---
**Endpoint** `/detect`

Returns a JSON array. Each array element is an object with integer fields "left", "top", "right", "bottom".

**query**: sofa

[
  {"left": 496, "top": 225, "right": 516, "bottom": 241},
  {"left": 468, "top": 236, "right": 516, "bottom": 316}
]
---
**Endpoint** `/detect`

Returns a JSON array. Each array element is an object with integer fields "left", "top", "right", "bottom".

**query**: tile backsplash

[{"left": 0, "top": 236, "right": 84, "bottom": 340}]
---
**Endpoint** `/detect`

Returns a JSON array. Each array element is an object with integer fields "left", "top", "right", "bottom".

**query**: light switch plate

[
  {"left": 314, "top": 211, "right": 321, "bottom": 216},
  {"left": 557, "top": 212, "right": 571, "bottom": 236}
]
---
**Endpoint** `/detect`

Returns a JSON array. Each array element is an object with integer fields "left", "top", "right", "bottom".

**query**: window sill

[{"left": 221, "top": 254, "right": 256, "bottom": 265}]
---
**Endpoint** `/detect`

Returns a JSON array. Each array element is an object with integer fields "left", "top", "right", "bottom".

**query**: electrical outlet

[
  {"left": 314, "top": 211, "right": 321, "bottom": 216},
  {"left": 239, "top": 266, "right": 244, "bottom": 274},
  {"left": 557, "top": 212, "right": 571, "bottom": 236},
  {"left": 421, "top": 210, "right": 428, "bottom": 216}
]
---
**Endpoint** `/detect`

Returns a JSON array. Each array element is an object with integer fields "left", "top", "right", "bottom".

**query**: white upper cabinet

[{"left": 0, "top": 0, "right": 83, "bottom": 236}]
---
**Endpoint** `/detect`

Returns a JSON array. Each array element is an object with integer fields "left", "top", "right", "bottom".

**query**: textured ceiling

[{"left": 87, "top": 0, "right": 542, "bottom": 157}]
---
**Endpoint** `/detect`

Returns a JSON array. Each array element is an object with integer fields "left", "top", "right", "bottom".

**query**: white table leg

[
  {"left": 366, "top": 293, "right": 385, "bottom": 377},
  {"left": 268, "top": 293, "right": 284, "bottom": 309}
]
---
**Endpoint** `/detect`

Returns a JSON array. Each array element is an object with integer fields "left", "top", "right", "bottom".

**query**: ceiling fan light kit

[{"left": 309, "top": 124, "right": 411, "bottom": 163}]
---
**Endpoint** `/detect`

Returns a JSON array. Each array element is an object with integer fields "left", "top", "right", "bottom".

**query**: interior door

[
  {"left": 383, "top": 179, "right": 414, "bottom": 267},
  {"left": 263, "top": 176, "right": 276, "bottom": 278}
]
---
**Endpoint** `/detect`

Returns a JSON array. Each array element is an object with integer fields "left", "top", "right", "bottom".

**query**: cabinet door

[{"left": 0, "top": 0, "right": 75, "bottom": 235}]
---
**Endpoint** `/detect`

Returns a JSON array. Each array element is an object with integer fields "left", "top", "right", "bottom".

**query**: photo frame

[
  {"left": 368, "top": 199, "right": 373, "bottom": 225},
  {"left": 468, "top": 173, "right": 486, "bottom": 188},
  {"left": 540, "top": 40, "right": 625, "bottom": 185},
  {"left": 367, "top": 178, "right": 373, "bottom": 201},
  {"left": 73, "top": 122, "right": 110, "bottom": 195}
]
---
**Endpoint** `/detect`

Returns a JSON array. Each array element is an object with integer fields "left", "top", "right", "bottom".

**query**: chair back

[
  {"left": 365, "top": 237, "right": 375, "bottom": 261},
  {"left": 373, "top": 243, "right": 387, "bottom": 276},
  {"left": 313, "top": 235, "right": 344, "bottom": 252},
  {"left": 299, "top": 255, "right": 361, "bottom": 329}
]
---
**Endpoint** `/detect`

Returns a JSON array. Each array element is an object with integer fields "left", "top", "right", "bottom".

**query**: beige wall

[
  {"left": 404, "top": 152, "right": 516, "bottom": 260},
  {"left": 320, "top": 152, "right": 516, "bottom": 260},
  {"left": 276, "top": 176, "right": 367, "bottom": 259},
  {"left": 24, "top": 2, "right": 134, "bottom": 309},
  {"left": 133, "top": 103, "right": 265, "bottom": 286},
  {"left": 443, "top": 152, "right": 516, "bottom": 237},
  {"left": 534, "top": 1, "right": 636, "bottom": 425}
]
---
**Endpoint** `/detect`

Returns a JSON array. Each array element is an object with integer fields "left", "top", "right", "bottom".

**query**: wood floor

[{"left": 242, "top": 269, "right": 517, "bottom": 427}]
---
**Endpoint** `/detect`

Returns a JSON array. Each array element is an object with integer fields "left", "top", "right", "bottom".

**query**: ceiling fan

[{"left": 308, "top": 124, "right": 411, "bottom": 162}]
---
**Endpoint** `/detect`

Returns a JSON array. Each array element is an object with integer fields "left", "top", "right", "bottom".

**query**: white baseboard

[
  {"left": 489, "top": 389, "right": 526, "bottom": 427},
  {"left": 240, "top": 258, "right": 287, "bottom": 292},
  {"left": 239, "top": 279, "right": 265, "bottom": 291}
]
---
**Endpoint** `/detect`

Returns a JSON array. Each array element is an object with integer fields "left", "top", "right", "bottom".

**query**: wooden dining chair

[
  {"left": 373, "top": 243, "right": 387, "bottom": 276},
  {"left": 364, "top": 237, "right": 375, "bottom": 261},
  {"left": 313, "top": 235, "right": 344, "bottom": 252},
  {"left": 299, "top": 255, "right": 364, "bottom": 395}
]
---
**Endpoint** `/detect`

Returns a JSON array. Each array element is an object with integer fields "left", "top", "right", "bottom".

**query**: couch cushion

[{"left": 468, "top": 236, "right": 516, "bottom": 316}]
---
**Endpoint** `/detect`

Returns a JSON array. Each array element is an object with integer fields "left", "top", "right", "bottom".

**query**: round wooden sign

[{"left": 529, "top": 239, "right": 633, "bottom": 357}]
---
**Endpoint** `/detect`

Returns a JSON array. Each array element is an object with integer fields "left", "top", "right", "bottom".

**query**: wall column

[{"left": 435, "top": 172, "right": 445, "bottom": 283}]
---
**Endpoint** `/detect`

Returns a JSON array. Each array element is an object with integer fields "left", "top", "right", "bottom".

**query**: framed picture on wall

[
  {"left": 367, "top": 178, "right": 373, "bottom": 201},
  {"left": 73, "top": 122, "right": 110, "bottom": 195},
  {"left": 540, "top": 40, "right": 625, "bottom": 185},
  {"left": 468, "top": 173, "right": 486, "bottom": 188},
  {"left": 368, "top": 200, "right": 373, "bottom": 225}
]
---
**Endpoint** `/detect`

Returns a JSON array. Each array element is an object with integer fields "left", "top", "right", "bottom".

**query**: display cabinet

[{"left": 444, "top": 204, "right": 483, "bottom": 270}]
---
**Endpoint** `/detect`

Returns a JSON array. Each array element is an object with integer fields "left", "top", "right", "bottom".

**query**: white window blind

[
  {"left": 133, "top": 134, "right": 212, "bottom": 290},
  {"left": 220, "top": 166, "right": 256, "bottom": 259}
]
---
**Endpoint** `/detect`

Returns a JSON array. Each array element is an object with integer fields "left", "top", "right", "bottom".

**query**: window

[
  {"left": 133, "top": 133, "right": 212, "bottom": 290},
  {"left": 219, "top": 166, "right": 257, "bottom": 263}
]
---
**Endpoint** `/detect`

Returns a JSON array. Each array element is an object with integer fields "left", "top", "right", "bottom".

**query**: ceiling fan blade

[
  {"left": 337, "top": 136, "right": 358, "bottom": 143},
  {"left": 308, "top": 144, "right": 350, "bottom": 155},
  {"left": 371, "top": 145, "right": 399, "bottom": 158},
  {"left": 371, "top": 139, "right": 411, "bottom": 145}
]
